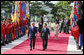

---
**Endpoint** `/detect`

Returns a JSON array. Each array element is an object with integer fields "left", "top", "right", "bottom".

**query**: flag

[
  {"left": 17, "top": 1, "right": 20, "bottom": 23},
  {"left": 11, "top": 13, "right": 15, "bottom": 22},
  {"left": 70, "top": 3, "right": 74, "bottom": 25},
  {"left": 24, "top": 2, "right": 26, "bottom": 20},
  {"left": 26, "top": 1, "right": 29, "bottom": 15},
  {"left": 11, "top": 3, "right": 15, "bottom": 22},
  {"left": 15, "top": 1, "right": 17, "bottom": 22},
  {"left": 20, "top": 1, "right": 22, "bottom": 21},
  {"left": 26, "top": 1, "right": 30, "bottom": 19},
  {"left": 72, "top": 1, "right": 79, "bottom": 27},
  {"left": 22, "top": 1, "right": 26, "bottom": 21},
  {"left": 22, "top": 1, "right": 24, "bottom": 22},
  {"left": 12, "top": 4, "right": 14, "bottom": 13}
]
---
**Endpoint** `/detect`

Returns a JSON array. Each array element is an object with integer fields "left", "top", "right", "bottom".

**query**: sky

[
  {"left": 31, "top": 1, "right": 59, "bottom": 4},
  {"left": 50, "top": 1, "right": 59, "bottom": 4},
  {"left": 31, "top": 1, "right": 73, "bottom": 6}
]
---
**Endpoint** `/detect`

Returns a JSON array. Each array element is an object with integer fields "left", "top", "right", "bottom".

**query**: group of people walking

[
  {"left": 59, "top": 18, "right": 70, "bottom": 34},
  {"left": 28, "top": 15, "right": 50, "bottom": 51},
  {"left": 28, "top": 14, "right": 71, "bottom": 51}
]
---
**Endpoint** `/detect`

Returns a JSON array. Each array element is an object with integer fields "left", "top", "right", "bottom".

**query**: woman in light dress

[
  {"left": 47, "top": 20, "right": 51, "bottom": 31},
  {"left": 46, "top": 20, "right": 51, "bottom": 39},
  {"left": 54, "top": 21, "right": 59, "bottom": 39}
]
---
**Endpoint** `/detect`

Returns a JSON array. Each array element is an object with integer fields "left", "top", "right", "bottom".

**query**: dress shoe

[
  {"left": 82, "top": 49, "right": 83, "bottom": 51},
  {"left": 43, "top": 49, "right": 45, "bottom": 51},
  {"left": 78, "top": 46, "right": 81, "bottom": 49},
  {"left": 30, "top": 49, "right": 32, "bottom": 51},
  {"left": 33, "top": 47, "right": 35, "bottom": 49},
  {"left": 5, "top": 41, "right": 8, "bottom": 44},
  {"left": 3, "top": 43, "right": 6, "bottom": 46},
  {"left": 12, "top": 39, "right": 14, "bottom": 41}
]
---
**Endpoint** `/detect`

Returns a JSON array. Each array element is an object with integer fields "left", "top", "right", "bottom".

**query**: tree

[
  {"left": 1, "top": 1, "right": 13, "bottom": 18},
  {"left": 45, "top": 2, "right": 54, "bottom": 8},
  {"left": 42, "top": 1, "right": 50, "bottom": 4},
  {"left": 53, "top": 1, "right": 73, "bottom": 20},
  {"left": 30, "top": 1, "right": 49, "bottom": 17}
]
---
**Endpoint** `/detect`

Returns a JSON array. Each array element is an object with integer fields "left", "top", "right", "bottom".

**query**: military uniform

[
  {"left": 8, "top": 23, "right": 12, "bottom": 42},
  {"left": 6, "top": 23, "right": 10, "bottom": 43},
  {"left": 15, "top": 22, "right": 18, "bottom": 39},
  {"left": 1, "top": 24, "right": 5, "bottom": 45},
  {"left": 13, "top": 22, "right": 16, "bottom": 40},
  {"left": 23, "top": 20, "right": 25, "bottom": 35},
  {"left": 10, "top": 22, "right": 14, "bottom": 41},
  {"left": 16, "top": 22, "right": 19, "bottom": 39}
]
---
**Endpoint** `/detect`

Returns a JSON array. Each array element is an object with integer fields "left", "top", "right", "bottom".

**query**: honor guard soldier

[
  {"left": 1, "top": 20, "right": 6, "bottom": 46},
  {"left": 20, "top": 20, "right": 23, "bottom": 36},
  {"left": 21, "top": 20, "right": 24, "bottom": 36},
  {"left": 15, "top": 21, "right": 18, "bottom": 39},
  {"left": 14, "top": 22, "right": 16, "bottom": 40},
  {"left": 4, "top": 20, "right": 8, "bottom": 44},
  {"left": 19, "top": 20, "right": 21, "bottom": 37},
  {"left": 5, "top": 20, "right": 9, "bottom": 44},
  {"left": 10, "top": 20, "right": 14, "bottom": 41},
  {"left": 12, "top": 22, "right": 15, "bottom": 41},
  {"left": 25, "top": 19, "right": 28, "bottom": 33},
  {"left": 1, "top": 21, "right": 2, "bottom": 47},
  {"left": 16, "top": 21, "right": 19, "bottom": 39},
  {"left": 23, "top": 20, "right": 26, "bottom": 35},
  {"left": 8, "top": 19, "right": 12, "bottom": 43}
]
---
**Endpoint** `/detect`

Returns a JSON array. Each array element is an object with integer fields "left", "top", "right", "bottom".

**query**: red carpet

[{"left": 2, "top": 31, "right": 71, "bottom": 54}]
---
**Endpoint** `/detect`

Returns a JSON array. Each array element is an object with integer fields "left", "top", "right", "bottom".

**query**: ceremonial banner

[
  {"left": 22, "top": 1, "right": 24, "bottom": 22},
  {"left": 22, "top": 1, "right": 25, "bottom": 20},
  {"left": 17, "top": 1, "right": 20, "bottom": 23},
  {"left": 71, "top": 1, "right": 79, "bottom": 27},
  {"left": 15, "top": 1, "right": 17, "bottom": 22},
  {"left": 12, "top": 4, "right": 14, "bottom": 13},
  {"left": 20, "top": 1, "right": 22, "bottom": 21},
  {"left": 11, "top": 3, "right": 15, "bottom": 22},
  {"left": 70, "top": 3, "right": 74, "bottom": 26},
  {"left": 26, "top": 1, "right": 30, "bottom": 18},
  {"left": 72, "top": 1, "right": 79, "bottom": 27},
  {"left": 24, "top": 1, "right": 26, "bottom": 20}
]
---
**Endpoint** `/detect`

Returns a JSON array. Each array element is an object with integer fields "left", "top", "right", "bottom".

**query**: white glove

[
  {"left": 48, "top": 35, "right": 50, "bottom": 39},
  {"left": 35, "top": 34, "right": 37, "bottom": 36}
]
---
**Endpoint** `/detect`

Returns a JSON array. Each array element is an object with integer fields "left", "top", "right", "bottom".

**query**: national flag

[
  {"left": 72, "top": 1, "right": 79, "bottom": 27},
  {"left": 12, "top": 4, "right": 14, "bottom": 13},
  {"left": 22, "top": 1, "right": 26, "bottom": 21},
  {"left": 22, "top": 1, "right": 24, "bottom": 22},
  {"left": 20, "top": 1, "right": 22, "bottom": 21},
  {"left": 15, "top": 1, "right": 17, "bottom": 22},
  {"left": 24, "top": 2, "right": 26, "bottom": 20},
  {"left": 26, "top": 1, "right": 30, "bottom": 18},
  {"left": 17, "top": 1, "right": 20, "bottom": 23},
  {"left": 11, "top": 3, "right": 15, "bottom": 22},
  {"left": 26, "top": 1, "right": 30, "bottom": 15}
]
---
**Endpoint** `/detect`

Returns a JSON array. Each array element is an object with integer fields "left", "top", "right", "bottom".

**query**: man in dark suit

[
  {"left": 77, "top": 3, "right": 83, "bottom": 51},
  {"left": 40, "top": 15, "right": 44, "bottom": 38},
  {"left": 66, "top": 18, "right": 70, "bottom": 34},
  {"left": 55, "top": 16, "right": 59, "bottom": 24},
  {"left": 41, "top": 15, "right": 44, "bottom": 26},
  {"left": 41, "top": 23, "right": 50, "bottom": 50},
  {"left": 28, "top": 22, "right": 37, "bottom": 50},
  {"left": 60, "top": 18, "right": 64, "bottom": 33},
  {"left": 63, "top": 18, "right": 67, "bottom": 33}
]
